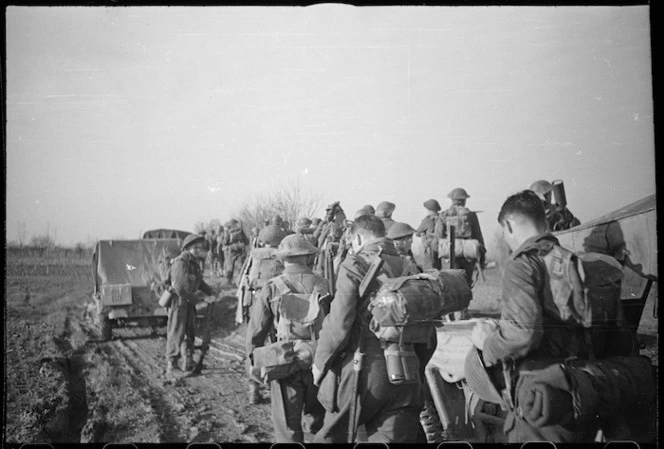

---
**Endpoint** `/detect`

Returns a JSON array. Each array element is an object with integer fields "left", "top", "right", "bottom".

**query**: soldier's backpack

[
  {"left": 542, "top": 245, "right": 634, "bottom": 359},
  {"left": 444, "top": 205, "right": 474, "bottom": 239},
  {"left": 366, "top": 268, "right": 473, "bottom": 344},
  {"left": 272, "top": 274, "right": 328, "bottom": 342},
  {"left": 248, "top": 251, "right": 284, "bottom": 290},
  {"left": 250, "top": 274, "right": 329, "bottom": 382},
  {"left": 356, "top": 253, "right": 472, "bottom": 385}
]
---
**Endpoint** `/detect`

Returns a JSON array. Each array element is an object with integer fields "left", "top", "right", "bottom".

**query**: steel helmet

[
  {"left": 447, "top": 188, "right": 470, "bottom": 200},
  {"left": 375, "top": 201, "right": 396, "bottom": 218},
  {"left": 275, "top": 234, "right": 319, "bottom": 258},
  {"left": 182, "top": 234, "right": 205, "bottom": 251},
  {"left": 529, "top": 180, "right": 554, "bottom": 196},
  {"left": 296, "top": 217, "right": 312, "bottom": 228},
  {"left": 387, "top": 222, "right": 416, "bottom": 240},
  {"left": 423, "top": 199, "right": 442, "bottom": 212},
  {"left": 258, "top": 225, "right": 287, "bottom": 247}
]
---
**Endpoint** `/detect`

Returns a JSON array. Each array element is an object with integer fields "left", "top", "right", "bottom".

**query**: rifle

[
  {"left": 325, "top": 244, "right": 337, "bottom": 297},
  {"left": 236, "top": 257, "right": 253, "bottom": 325},
  {"left": 187, "top": 295, "right": 219, "bottom": 377},
  {"left": 349, "top": 249, "right": 384, "bottom": 443}
]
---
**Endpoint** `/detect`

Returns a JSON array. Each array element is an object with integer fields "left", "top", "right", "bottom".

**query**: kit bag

[
  {"left": 367, "top": 268, "right": 472, "bottom": 344},
  {"left": 251, "top": 274, "right": 327, "bottom": 382},
  {"left": 542, "top": 245, "right": 633, "bottom": 358}
]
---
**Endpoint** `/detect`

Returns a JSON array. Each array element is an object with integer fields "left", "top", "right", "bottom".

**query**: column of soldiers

[{"left": 159, "top": 180, "right": 658, "bottom": 444}]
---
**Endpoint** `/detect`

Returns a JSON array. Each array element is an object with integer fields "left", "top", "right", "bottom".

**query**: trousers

[
  {"left": 314, "top": 339, "right": 426, "bottom": 443},
  {"left": 271, "top": 369, "right": 325, "bottom": 443},
  {"left": 165, "top": 296, "right": 196, "bottom": 360}
]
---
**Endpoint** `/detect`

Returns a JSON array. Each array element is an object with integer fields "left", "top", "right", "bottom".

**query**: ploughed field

[{"left": 4, "top": 252, "right": 658, "bottom": 444}]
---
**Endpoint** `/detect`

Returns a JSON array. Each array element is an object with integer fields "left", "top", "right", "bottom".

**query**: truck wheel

[
  {"left": 99, "top": 315, "right": 112, "bottom": 341},
  {"left": 420, "top": 397, "right": 445, "bottom": 443}
]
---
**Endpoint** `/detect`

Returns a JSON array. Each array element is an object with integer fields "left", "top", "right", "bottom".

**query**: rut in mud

[
  {"left": 7, "top": 266, "right": 275, "bottom": 444},
  {"left": 67, "top": 286, "right": 275, "bottom": 444}
]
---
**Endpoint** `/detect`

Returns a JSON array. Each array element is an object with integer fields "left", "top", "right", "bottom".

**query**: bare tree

[
  {"left": 30, "top": 223, "right": 57, "bottom": 256},
  {"left": 233, "top": 179, "right": 322, "bottom": 231},
  {"left": 193, "top": 221, "right": 206, "bottom": 234}
]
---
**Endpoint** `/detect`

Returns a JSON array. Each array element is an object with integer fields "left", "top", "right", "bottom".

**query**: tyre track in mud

[
  {"left": 103, "top": 325, "right": 273, "bottom": 443},
  {"left": 47, "top": 315, "right": 90, "bottom": 443},
  {"left": 52, "top": 276, "right": 275, "bottom": 443}
]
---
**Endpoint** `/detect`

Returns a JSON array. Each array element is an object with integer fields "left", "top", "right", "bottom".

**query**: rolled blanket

[
  {"left": 566, "top": 356, "right": 656, "bottom": 419},
  {"left": 516, "top": 361, "right": 598, "bottom": 425}
]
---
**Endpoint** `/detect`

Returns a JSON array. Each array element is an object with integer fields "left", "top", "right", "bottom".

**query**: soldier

[
  {"left": 295, "top": 217, "right": 318, "bottom": 248},
  {"left": 415, "top": 199, "right": 441, "bottom": 270},
  {"left": 386, "top": 222, "right": 418, "bottom": 266},
  {"left": 361, "top": 204, "right": 375, "bottom": 216},
  {"left": 311, "top": 215, "right": 431, "bottom": 443},
  {"left": 314, "top": 202, "right": 346, "bottom": 275},
  {"left": 165, "top": 234, "right": 214, "bottom": 376},
  {"left": 529, "top": 180, "right": 581, "bottom": 232},
  {"left": 353, "top": 205, "right": 374, "bottom": 220},
  {"left": 246, "top": 234, "right": 329, "bottom": 442},
  {"left": 434, "top": 188, "right": 485, "bottom": 289},
  {"left": 239, "top": 225, "right": 287, "bottom": 404},
  {"left": 248, "top": 226, "right": 259, "bottom": 249},
  {"left": 199, "top": 229, "right": 209, "bottom": 274},
  {"left": 207, "top": 229, "right": 219, "bottom": 277},
  {"left": 272, "top": 214, "right": 284, "bottom": 228},
  {"left": 467, "top": 190, "right": 600, "bottom": 442},
  {"left": 375, "top": 201, "right": 396, "bottom": 233},
  {"left": 223, "top": 219, "right": 249, "bottom": 285},
  {"left": 282, "top": 220, "right": 296, "bottom": 236},
  {"left": 389, "top": 221, "right": 438, "bottom": 442},
  {"left": 216, "top": 225, "right": 226, "bottom": 277}
]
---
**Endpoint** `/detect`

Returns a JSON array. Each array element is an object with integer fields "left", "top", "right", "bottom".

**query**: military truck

[
  {"left": 89, "top": 237, "right": 184, "bottom": 340},
  {"left": 420, "top": 194, "right": 658, "bottom": 443}
]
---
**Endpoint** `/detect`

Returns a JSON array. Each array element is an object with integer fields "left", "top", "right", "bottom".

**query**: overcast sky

[{"left": 5, "top": 5, "right": 654, "bottom": 246}]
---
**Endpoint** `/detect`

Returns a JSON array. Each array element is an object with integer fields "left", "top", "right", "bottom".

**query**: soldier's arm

[
  {"left": 415, "top": 217, "right": 429, "bottom": 236},
  {"left": 313, "top": 262, "right": 360, "bottom": 375},
  {"left": 434, "top": 213, "right": 447, "bottom": 240},
  {"left": 171, "top": 259, "right": 198, "bottom": 304},
  {"left": 245, "top": 283, "right": 275, "bottom": 356},
  {"left": 482, "top": 255, "right": 543, "bottom": 366},
  {"left": 470, "top": 212, "right": 485, "bottom": 246},
  {"left": 199, "top": 279, "right": 213, "bottom": 296}
]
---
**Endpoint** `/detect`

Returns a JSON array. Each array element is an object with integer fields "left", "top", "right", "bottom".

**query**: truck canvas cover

[
  {"left": 142, "top": 229, "right": 192, "bottom": 239},
  {"left": 92, "top": 238, "right": 183, "bottom": 294}
]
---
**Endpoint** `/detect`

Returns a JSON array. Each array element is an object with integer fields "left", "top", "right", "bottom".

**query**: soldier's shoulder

[{"left": 340, "top": 253, "right": 367, "bottom": 277}]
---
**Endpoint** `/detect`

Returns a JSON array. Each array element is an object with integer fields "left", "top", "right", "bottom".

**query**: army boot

[
  {"left": 182, "top": 351, "right": 195, "bottom": 372},
  {"left": 166, "top": 358, "right": 182, "bottom": 376},
  {"left": 248, "top": 380, "right": 261, "bottom": 405}
]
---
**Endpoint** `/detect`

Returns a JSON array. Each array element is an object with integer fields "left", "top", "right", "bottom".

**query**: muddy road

[{"left": 5, "top": 261, "right": 274, "bottom": 444}]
